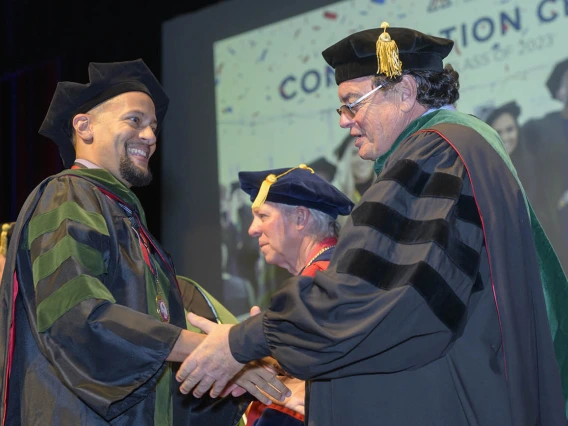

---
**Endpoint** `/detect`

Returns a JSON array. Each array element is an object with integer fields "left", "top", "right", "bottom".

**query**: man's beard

[{"left": 119, "top": 152, "right": 153, "bottom": 187}]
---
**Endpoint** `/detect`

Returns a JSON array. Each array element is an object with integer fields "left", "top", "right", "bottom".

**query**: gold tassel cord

[
  {"left": 298, "top": 164, "right": 315, "bottom": 174},
  {"left": 0, "top": 223, "right": 10, "bottom": 257},
  {"left": 376, "top": 22, "right": 402, "bottom": 78},
  {"left": 251, "top": 174, "right": 277, "bottom": 210},
  {"left": 251, "top": 164, "right": 315, "bottom": 209}
]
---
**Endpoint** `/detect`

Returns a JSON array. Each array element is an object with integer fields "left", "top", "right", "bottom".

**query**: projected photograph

[{"left": 213, "top": 0, "right": 568, "bottom": 316}]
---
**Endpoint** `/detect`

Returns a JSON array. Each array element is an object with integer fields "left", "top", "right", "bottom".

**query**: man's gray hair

[{"left": 280, "top": 204, "right": 340, "bottom": 240}]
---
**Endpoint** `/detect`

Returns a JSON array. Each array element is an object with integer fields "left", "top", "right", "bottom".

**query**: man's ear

[
  {"left": 398, "top": 75, "right": 419, "bottom": 112},
  {"left": 72, "top": 113, "right": 94, "bottom": 144},
  {"left": 296, "top": 206, "right": 310, "bottom": 229}
]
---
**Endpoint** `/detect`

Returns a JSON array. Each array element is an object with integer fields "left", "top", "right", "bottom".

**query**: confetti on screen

[
  {"left": 258, "top": 48, "right": 268, "bottom": 62},
  {"left": 323, "top": 11, "right": 338, "bottom": 20},
  {"left": 213, "top": 0, "right": 568, "bottom": 187}
]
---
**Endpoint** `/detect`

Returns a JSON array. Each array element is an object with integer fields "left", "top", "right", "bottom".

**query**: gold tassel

[
  {"left": 251, "top": 164, "right": 315, "bottom": 209},
  {"left": 252, "top": 174, "right": 278, "bottom": 209},
  {"left": 0, "top": 223, "right": 10, "bottom": 256},
  {"left": 376, "top": 22, "right": 402, "bottom": 78}
]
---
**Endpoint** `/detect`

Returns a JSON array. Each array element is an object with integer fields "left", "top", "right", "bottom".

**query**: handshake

[{"left": 172, "top": 308, "right": 293, "bottom": 408}]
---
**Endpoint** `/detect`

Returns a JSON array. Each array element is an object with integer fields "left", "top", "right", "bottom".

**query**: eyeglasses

[{"left": 336, "top": 84, "right": 383, "bottom": 119}]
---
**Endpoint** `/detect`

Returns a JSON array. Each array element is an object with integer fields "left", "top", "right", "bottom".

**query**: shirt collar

[
  {"left": 74, "top": 158, "right": 101, "bottom": 169},
  {"left": 373, "top": 105, "right": 455, "bottom": 175}
]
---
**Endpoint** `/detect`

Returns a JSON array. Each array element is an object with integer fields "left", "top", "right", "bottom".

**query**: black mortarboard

[
  {"left": 238, "top": 164, "right": 353, "bottom": 219},
  {"left": 322, "top": 22, "right": 454, "bottom": 85},
  {"left": 546, "top": 58, "right": 568, "bottom": 99},
  {"left": 484, "top": 101, "right": 521, "bottom": 127},
  {"left": 39, "top": 59, "right": 169, "bottom": 168}
]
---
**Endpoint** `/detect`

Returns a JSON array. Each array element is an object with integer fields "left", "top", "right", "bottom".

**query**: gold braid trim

[
  {"left": 0, "top": 223, "right": 11, "bottom": 256},
  {"left": 251, "top": 164, "right": 315, "bottom": 210}
]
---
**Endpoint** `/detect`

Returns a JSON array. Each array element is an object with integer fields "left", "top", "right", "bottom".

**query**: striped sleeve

[
  {"left": 250, "top": 132, "right": 485, "bottom": 379},
  {"left": 25, "top": 175, "right": 181, "bottom": 420},
  {"left": 28, "top": 181, "right": 114, "bottom": 332}
]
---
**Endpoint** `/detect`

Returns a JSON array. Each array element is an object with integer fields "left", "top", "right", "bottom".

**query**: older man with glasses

[{"left": 176, "top": 22, "right": 568, "bottom": 426}]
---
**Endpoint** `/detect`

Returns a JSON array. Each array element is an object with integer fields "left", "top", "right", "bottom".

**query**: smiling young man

[
  {"left": 0, "top": 59, "right": 288, "bottom": 426},
  {"left": 72, "top": 90, "right": 159, "bottom": 187},
  {"left": 174, "top": 24, "right": 568, "bottom": 426}
]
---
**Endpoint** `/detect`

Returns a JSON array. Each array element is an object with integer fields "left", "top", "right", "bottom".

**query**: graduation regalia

[
  {"left": 238, "top": 164, "right": 353, "bottom": 220},
  {"left": 228, "top": 25, "right": 568, "bottom": 426},
  {"left": 237, "top": 166, "right": 351, "bottom": 426},
  {"left": 0, "top": 59, "right": 246, "bottom": 426},
  {"left": 0, "top": 168, "right": 246, "bottom": 425}
]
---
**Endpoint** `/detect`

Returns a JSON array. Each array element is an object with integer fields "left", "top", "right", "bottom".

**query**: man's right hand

[
  {"left": 246, "top": 305, "right": 304, "bottom": 414},
  {"left": 272, "top": 376, "right": 306, "bottom": 415},
  {"left": 176, "top": 313, "right": 290, "bottom": 405}
]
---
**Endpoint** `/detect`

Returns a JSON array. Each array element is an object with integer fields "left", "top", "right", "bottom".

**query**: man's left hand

[{"left": 176, "top": 313, "right": 290, "bottom": 405}]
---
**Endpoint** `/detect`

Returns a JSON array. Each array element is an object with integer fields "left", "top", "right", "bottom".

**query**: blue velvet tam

[
  {"left": 322, "top": 24, "right": 454, "bottom": 85},
  {"left": 38, "top": 59, "right": 169, "bottom": 168},
  {"left": 238, "top": 165, "right": 354, "bottom": 219}
]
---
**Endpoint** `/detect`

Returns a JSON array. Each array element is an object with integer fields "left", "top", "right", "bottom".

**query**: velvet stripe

[
  {"left": 32, "top": 235, "right": 106, "bottom": 287},
  {"left": 455, "top": 195, "right": 482, "bottom": 228},
  {"left": 337, "top": 248, "right": 466, "bottom": 333},
  {"left": 36, "top": 274, "right": 115, "bottom": 332},
  {"left": 352, "top": 201, "right": 480, "bottom": 279},
  {"left": 27, "top": 200, "right": 109, "bottom": 246},
  {"left": 378, "top": 159, "right": 463, "bottom": 199},
  {"left": 472, "top": 272, "right": 484, "bottom": 293}
]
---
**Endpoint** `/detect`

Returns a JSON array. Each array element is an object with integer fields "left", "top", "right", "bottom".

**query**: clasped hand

[{"left": 175, "top": 313, "right": 290, "bottom": 405}]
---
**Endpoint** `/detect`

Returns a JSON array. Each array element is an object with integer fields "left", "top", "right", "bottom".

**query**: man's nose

[
  {"left": 248, "top": 221, "right": 260, "bottom": 237},
  {"left": 339, "top": 112, "right": 354, "bottom": 129},
  {"left": 140, "top": 126, "right": 157, "bottom": 144}
]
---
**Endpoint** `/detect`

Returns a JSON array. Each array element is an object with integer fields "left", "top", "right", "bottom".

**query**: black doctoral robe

[{"left": 229, "top": 110, "right": 567, "bottom": 425}]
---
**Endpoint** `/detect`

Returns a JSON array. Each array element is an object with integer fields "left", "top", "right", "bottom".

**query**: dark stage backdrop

[{"left": 1, "top": 0, "right": 224, "bottom": 240}]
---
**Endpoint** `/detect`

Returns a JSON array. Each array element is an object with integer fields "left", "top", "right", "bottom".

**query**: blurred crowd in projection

[
  {"left": 481, "top": 58, "right": 568, "bottom": 274},
  {"left": 219, "top": 57, "right": 568, "bottom": 318}
]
